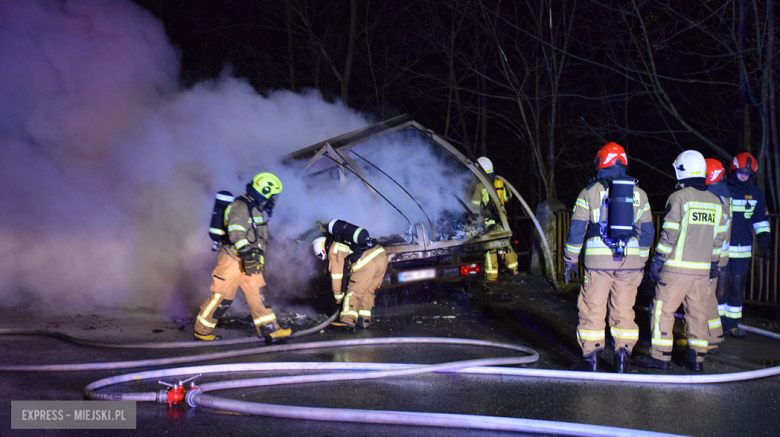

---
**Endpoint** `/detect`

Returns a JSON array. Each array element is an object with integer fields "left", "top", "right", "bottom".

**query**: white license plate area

[{"left": 398, "top": 269, "right": 436, "bottom": 283}]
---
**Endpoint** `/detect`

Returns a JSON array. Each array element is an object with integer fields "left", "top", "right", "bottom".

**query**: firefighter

[
  {"left": 312, "top": 220, "right": 388, "bottom": 330},
  {"left": 471, "top": 156, "right": 519, "bottom": 281},
  {"left": 704, "top": 159, "right": 730, "bottom": 352},
  {"left": 723, "top": 152, "right": 771, "bottom": 338},
  {"left": 679, "top": 159, "right": 731, "bottom": 353},
  {"left": 193, "top": 172, "right": 292, "bottom": 343},
  {"left": 563, "top": 142, "right": 654, "bottom": 373},
  {"left": 634, "top": 151, "right": 727, "bottom": 371}
]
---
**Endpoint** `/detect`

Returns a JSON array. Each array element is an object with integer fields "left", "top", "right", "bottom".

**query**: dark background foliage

[{"left": 133, "top": 0, "right": 780, "bottom": 211}]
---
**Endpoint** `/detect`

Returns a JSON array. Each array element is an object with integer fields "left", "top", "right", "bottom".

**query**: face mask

[{"left": 263, "top": 195, "right": 276, "bottom": 217}]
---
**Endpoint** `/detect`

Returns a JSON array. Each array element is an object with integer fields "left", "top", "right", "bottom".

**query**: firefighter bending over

[
  {"left": 312, "top": 220, "right": 388, "bottom": 330},
  {"left": 564, "top": 142, "right": 654, "bottom": 373},
  {"left": 634, "top": 151, "right": 727, "bottom": 371},
  {"left": 471, "top": 156, "right": 519, "bottom": 281},
  {"left": 193, "top": 172, "right": 291, "bottom": 343}
]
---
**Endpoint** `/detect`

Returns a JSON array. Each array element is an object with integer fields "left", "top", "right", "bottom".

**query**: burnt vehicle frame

[{"left": 280, "top": 115, "right": 515, "bottom": 289}]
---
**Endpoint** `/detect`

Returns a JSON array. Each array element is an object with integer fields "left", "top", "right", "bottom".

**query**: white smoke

[
  {"left": 0, "top": 0, "right": 480, "bottom": 317},
  {"left": 0, "top": 0, "right": 370, "bottom": 315}
]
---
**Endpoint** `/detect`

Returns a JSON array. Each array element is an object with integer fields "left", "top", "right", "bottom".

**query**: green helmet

[{"left": 251, "top": 172, "right": 283, "bottom": 198}]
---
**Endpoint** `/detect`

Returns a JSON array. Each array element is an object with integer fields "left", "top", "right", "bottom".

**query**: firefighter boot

[
  {"left": 259, "top": 323, "right": 291, "bottom": 343},
  {"left": 357, "top": 316, "right": 370, "bottom": 329},
  {"left": 570, "top": 349, "right": 601, "bottom": 372},
  {"left": 633, "top": 354, "right": 670, "bottom": 370},
  {"left": 614, "top": 348, "right": 630, "bottom": 374},
  {"left": 728, "top": 327, "right": 747, "bottom": 338},
  {"left": 330, "top": 320, "right": 356, "bottom": 331},
  {"left": 707, "top": 344, "right": 720, "bottom": 354},
  {"left": 193, "top": 333, "right": 222, "bottom": 341},
  {"left": 678, "top": 348, "right": 704, "bottom": 372}
]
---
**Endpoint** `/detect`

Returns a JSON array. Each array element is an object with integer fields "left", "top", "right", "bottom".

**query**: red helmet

[
  {"left": 705, "top": 158, "right": 725, "bottom": 185},
  {"left": 730, "top": 152, "right": 757, "bottom": 175},
  {"left": 594, "top": 142, "right": 628, "bottom": 170}
]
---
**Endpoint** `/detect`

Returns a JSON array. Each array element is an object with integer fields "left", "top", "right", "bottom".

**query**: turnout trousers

[
  {"left": 194, "top": 248, "right": 279, "bottom": 337},
  {"left": 706, "top": 272, "right": 725, "bottom": 346},
  {"left": 720, "top": 258, "right": 748, "bottom": 331},
  {"left": 485, "top": 247, "right": 519, "bottom": 282},
  {"left": 341, "top": 255, "right": 388, "bottom": 327},
  {"left": 576, "top": 269, "right": 641, "bottom": 356},
  {"left": 650, "top": 271, "right": 709, "bottom": 363}
]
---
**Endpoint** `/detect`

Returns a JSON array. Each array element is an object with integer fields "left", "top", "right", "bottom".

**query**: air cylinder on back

[
  {"left": 209, "top": 191, "right": 235, "bottom": 244},
  {"left": 328, "top": 219, "right": 370, "bottom": 247},
  {"left": 607, "top": 176, "right": 635, "bottom": 244}
]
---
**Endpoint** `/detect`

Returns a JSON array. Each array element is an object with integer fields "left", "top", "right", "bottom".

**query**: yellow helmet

[{"left": 251, "top": 172, "right": 283, "bottom": 198}]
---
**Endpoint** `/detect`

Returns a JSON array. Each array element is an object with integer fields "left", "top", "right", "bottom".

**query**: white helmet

[
  {"left": 477, "top": 157, "right": 493, "bottom": 174},
  {"left": 673, "top": 150, "right": 706, "bottom": 180},
  {"left": 312, "top": 237, "right": 327, "bottom": 260}
]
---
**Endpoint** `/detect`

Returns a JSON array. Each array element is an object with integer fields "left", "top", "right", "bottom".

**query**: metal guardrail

[{"left": 553, "top": 211, "right": 780, "bottom": 306}]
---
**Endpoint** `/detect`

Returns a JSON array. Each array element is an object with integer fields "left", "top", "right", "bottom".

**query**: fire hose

[
  {"left": 0, "top": 310, "right": 339, "bottom": 350},
  {"left": 2, "top": 326, "right": 780, "bottom": 436}
]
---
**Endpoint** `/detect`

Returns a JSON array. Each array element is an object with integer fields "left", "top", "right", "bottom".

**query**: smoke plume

[
  {"left": 0, "top": 0, "right": 370, "bottom": 314},
  {"left": 0, "top": 0, "right": 479, "bottom": 317}
]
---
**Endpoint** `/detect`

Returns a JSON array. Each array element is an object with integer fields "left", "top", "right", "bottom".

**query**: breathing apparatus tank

[
  {"left": 493, "top": 179, "right": 508, "bottom": 206},
  {"left": 328, "top": 219, "right": 377, "bottom": 295},
  {"left": 599, "top": 176, "right": 635, "bottom": 257},
  {"left": 209, "top": 191, "right": 235, "bottom": 251},
  {"left": 328, "top": 219, "right": 374, "bottom": 248}
]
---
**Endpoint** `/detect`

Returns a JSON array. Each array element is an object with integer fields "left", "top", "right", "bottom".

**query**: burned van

[{"left": 280, "top": 115, "right": 514, "bottom": 289}]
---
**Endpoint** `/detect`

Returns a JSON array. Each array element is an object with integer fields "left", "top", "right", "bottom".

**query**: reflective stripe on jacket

[
  {"left": 727, "top": 178, "right": 770, "bottom": 247},
  {"left": 329, "top": 243, "right": 387, "bottom": 295},
  {"left": 564, "top": 178, "right": 653, "bottom": 270},
  {"left": 655, "top": 187, "right": 727, "bottom": 276},
  {"left": 226, "top": 195, "right": 268, "bottom": 254},
  {"left": 710, "top": 193, "right": 732, "bottom": 267}
]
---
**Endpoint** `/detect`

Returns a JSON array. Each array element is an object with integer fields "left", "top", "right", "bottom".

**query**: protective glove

[
  {"left": 710, "top": 261, "right": 719, "bottom": 280},
  {"left": 758, "top": 232, "right": 771, "bottom": 266},
  {"left": 648, "top": 258, "right": 663, "bottom": 283},
  {"left": 239, "top": 248, "right": 264, "bottom": 275},
  {"left": 564, "top": 262, "right": 577, "bottom": 284}
]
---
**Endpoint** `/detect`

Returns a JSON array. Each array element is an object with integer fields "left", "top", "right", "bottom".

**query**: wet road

[{"left": 1, "top": 275, "right": 779, "bottom": 437}]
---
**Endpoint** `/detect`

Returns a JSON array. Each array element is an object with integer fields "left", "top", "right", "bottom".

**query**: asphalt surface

[{"left": 1, "top": 274, "right": 779, "bottom": 437}]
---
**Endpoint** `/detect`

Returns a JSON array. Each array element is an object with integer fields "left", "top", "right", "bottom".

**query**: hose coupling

[
  {"left": 185, "top": 386, "right": 202, "bottom": 408},
  {"left": 158, "top": 374, "right": 201, "bottom": 407},
  {"left": 156, "top": 389, "right": 170, "bottom": 404}
]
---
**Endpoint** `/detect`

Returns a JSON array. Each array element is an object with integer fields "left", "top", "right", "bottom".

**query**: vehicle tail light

[{"left": 460, "top": 263, "right": 481, "bottom": 276}]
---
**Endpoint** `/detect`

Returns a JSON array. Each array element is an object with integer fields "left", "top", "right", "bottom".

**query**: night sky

[{"left": 133, "top": 0, "right": 779, "bottom": 210}]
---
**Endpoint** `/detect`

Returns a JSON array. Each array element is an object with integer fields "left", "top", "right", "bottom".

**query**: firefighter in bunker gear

[
  {"left": 312, "top": 227, "right": 388, "bottom": 330},
  {"left": 193, "top": 172, "right": 291, "bottom": 343},
  {"left": 563, "top": 142, "right": 654, "bottom": 373},
  {"left": 721, "top": 152, "right": 771, "bottom": 338},
  {"left": 679, "top": 159, "right": 731, "bottom": 353},
  {"left": 634, "top": 151, "right": 727, "bottom": 372},
  {"left": 702, "top": 159, "right": 730, "bottom": 352},
  {"left": 471, "top": 156, "right": 519, "bottom": 281}
]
